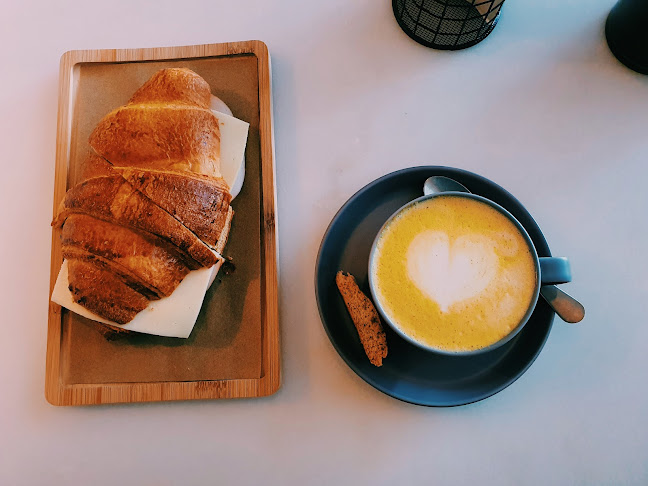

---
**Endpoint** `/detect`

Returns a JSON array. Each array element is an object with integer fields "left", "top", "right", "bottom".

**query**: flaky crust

[
  {"left": 55, "top": 68, "right": 234, "bottom": 326},
  {"left": 119, "top": 167, "right": 232, "bottom": 249},
  {"left": 54, "top": 175, "right": 219, "bottom": 269},
  {"left": 67, "top": 260, "right": 150, "bottom": 325},
  {"left": 89, "top": 104, "right": 221, "bottom": 178},
  {"left": 128, "top": 68, "right": 212, "bottom": 108},
  {"left": 62, "top": 214, "right": 190, "bottom": 298}
]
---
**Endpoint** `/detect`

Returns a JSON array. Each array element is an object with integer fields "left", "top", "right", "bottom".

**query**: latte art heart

[{"left": 406, "top": 231, "right": 498, "bottom": 312}]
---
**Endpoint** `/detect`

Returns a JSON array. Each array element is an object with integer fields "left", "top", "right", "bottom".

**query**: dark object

[
  {"left": 606, "top": 0, "right": 648, "bottom": 74},
  {"left": 392, "top": 0, "right": 505, "bottom": 50},
  {"left": 315, "top": 166, "right": 556, "bottom": 407},
  {"left": 221, "top": 257, "right": 236, "bottom": 275}
]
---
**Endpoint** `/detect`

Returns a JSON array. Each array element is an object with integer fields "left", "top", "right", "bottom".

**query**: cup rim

[{"left": 368, "top": 191, "right": 541, "bottom": 356}]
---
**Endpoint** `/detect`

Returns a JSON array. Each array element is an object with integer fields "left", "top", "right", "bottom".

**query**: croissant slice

[
  {"left": 53, "top": 176, "right": 219, "bottom": 269},
  {"left": 63, "top": 248, "right": 157, "bottom": 300},
  {"left": 62, "top": 214, "right": 191, "bottom": 299},
  {"left": 118, "top": 167, "right": 232, "bottom": 249},
  {"left": 128, "top": 68, "right": 212, "bottom": 108},
  {"left": 67, "top": 259, "right": 150, "bottom": 325},
  {"left": 89, "top": 104, "right": 221, "bottom": 178}
]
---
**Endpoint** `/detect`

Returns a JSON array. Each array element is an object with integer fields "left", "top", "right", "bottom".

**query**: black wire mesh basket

[{"left": 393, "top": 0, "right": 505, "bottom": 50}]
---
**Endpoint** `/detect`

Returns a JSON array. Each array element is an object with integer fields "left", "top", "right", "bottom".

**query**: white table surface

[{"left": 2, "top": 0, "right": 647, "bottom": 484}]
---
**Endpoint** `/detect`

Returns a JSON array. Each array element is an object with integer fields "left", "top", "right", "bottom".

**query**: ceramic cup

[{"left": 368, "top": 186, "right": 571, "bottom": 355}]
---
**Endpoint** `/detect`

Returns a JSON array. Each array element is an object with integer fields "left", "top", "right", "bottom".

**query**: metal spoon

[
  {"left": 423, "top": 176, "right": 470, "bottom": 196},
  {"left": 421, "top": 176, "right": 584, "bottom": 324}
]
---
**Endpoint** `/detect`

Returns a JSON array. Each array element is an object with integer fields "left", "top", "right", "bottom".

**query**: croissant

[{"left": 54, "top": 68, "right": 233, "bottom": 325}]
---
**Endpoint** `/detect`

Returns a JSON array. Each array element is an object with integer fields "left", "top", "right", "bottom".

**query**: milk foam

[{"left": 406, "top": 231, "right": 498, "bottom": 312}]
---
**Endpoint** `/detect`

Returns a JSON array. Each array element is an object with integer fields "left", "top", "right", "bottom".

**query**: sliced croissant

[
  {"left": 54, "top": 175, "right": 219, "bottom": 269},
  {"left": 67, "top": 260, "right": 150, "bottom": 325},
  {"left": 118, "top": 167, "right": 232, "bottom": 249},
  {"left": 62, "top": 214, "right": 190, "bottom": 299},
  {"left": 56, "top": 68, "right": 233, "bottom": 326}
]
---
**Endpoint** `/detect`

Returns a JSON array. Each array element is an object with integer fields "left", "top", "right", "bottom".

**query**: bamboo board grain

[{"left": 45, "top": 41, "right": 279, "bottom": 405}]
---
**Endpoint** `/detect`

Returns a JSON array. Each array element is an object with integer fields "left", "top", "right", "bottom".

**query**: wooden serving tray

[{"left": 46, "top": 41, "right": 279, "bottom": 405}]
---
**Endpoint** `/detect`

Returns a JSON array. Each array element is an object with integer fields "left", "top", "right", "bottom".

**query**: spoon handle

[{"left": 540, "top": 285, "right": 585, "bottom": 323}]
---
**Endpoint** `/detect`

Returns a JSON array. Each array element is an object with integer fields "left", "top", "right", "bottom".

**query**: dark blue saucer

[{"left": 315, "top": 167, "right": 555, "bottom": 406}]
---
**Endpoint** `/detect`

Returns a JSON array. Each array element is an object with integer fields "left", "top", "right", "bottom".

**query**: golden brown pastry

[
  {"left": 54, "top": 68, "right": 234, "bottom": 325},
  {"left": 89, "top": 105, "right": 221, "bottom": 177},
  {"left": 53, "top": 175, "right": 219, "bottom": 269},
  {"left": 89, "top": 69, "right": 222, "bottom": 179},
  {"left": 118, "top": 167, "right": 232, "bottom": 249},
  {"left": 67, "top": 260, "right": 150, "bottom": 324},
  {"left": 62, "top": 214, "right": 191, "bottom": 299},
  {"left": 128, "top": 68, "right": 212, "bottom": 108}
]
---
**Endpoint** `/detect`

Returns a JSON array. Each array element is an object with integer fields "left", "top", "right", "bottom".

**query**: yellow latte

[{"left": 371, "top": 195, "right": 537, "bottom": 352}]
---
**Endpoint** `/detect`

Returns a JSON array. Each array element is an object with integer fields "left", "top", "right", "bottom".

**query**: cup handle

[{"left": 539, "top": 257, "right": 571, "bottom": 285}]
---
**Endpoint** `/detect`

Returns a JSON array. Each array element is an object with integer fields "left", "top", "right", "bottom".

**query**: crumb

[
  {"left": 95, "top": 322, "right": 132, "bottom": 341},
  {"left": 221, "top": 257, "right": 236, "bottom": 275},
  {"left": 335, "top": 271, "right": 388, "bottom": 367}
]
